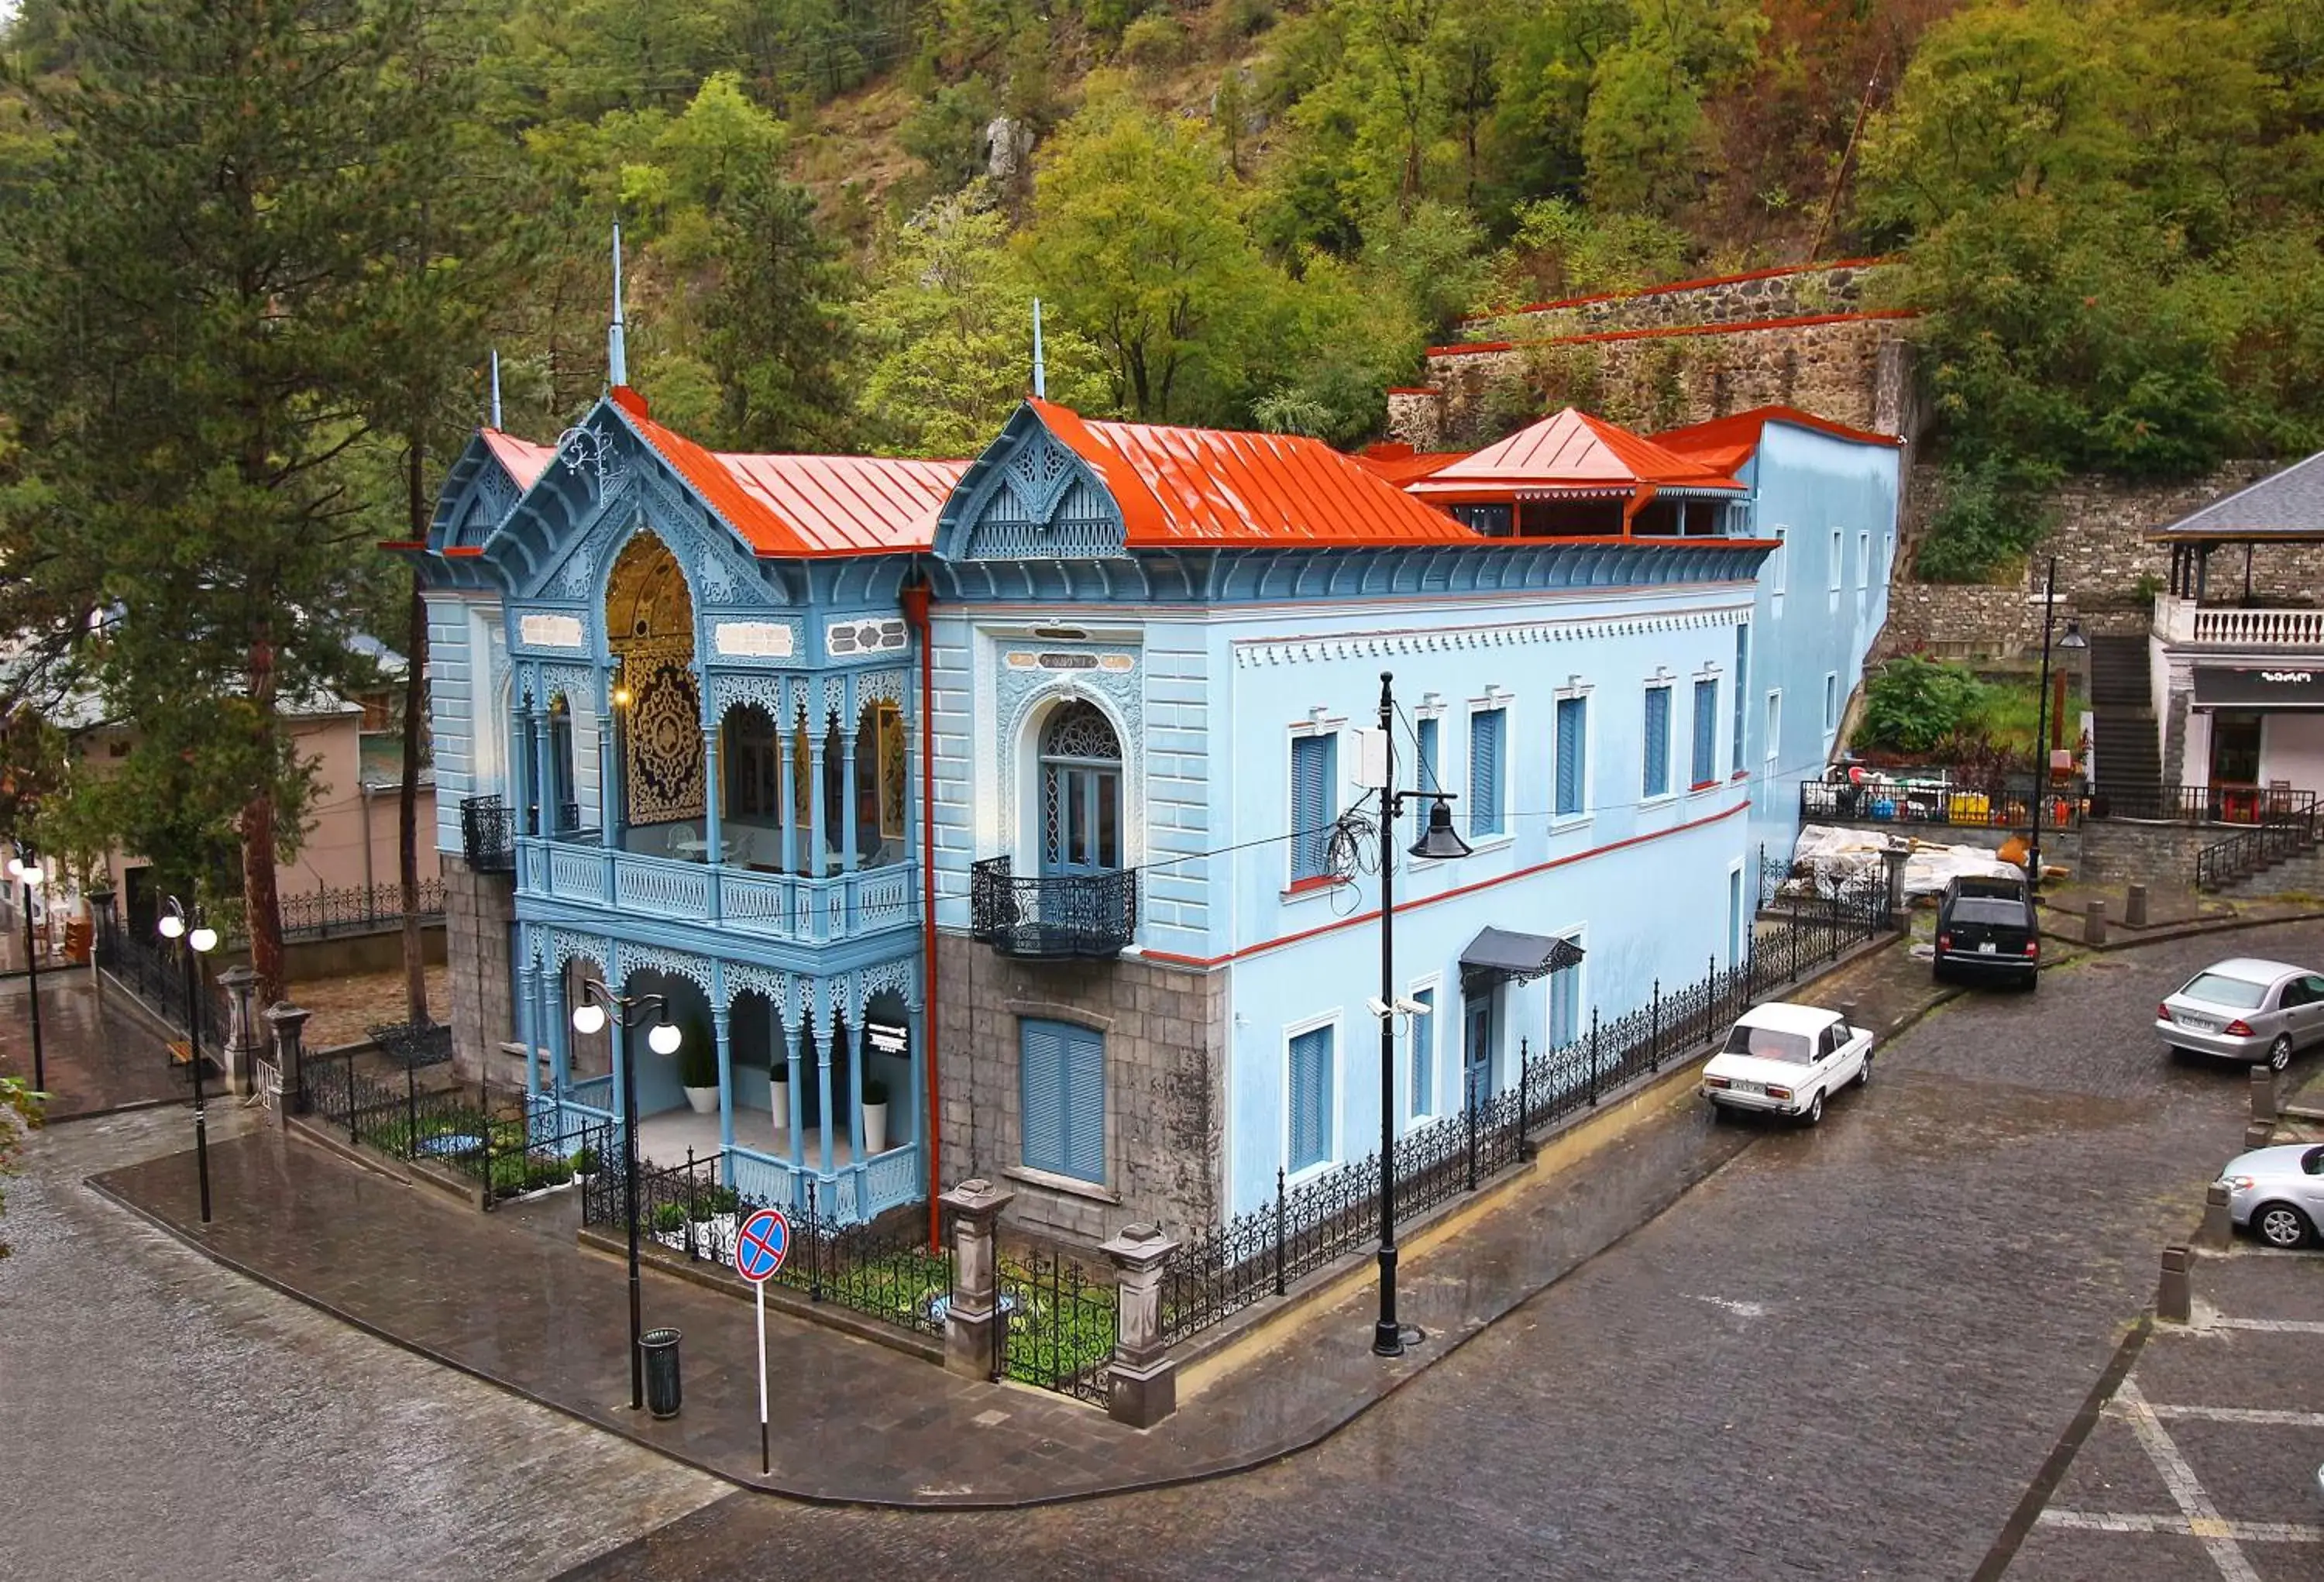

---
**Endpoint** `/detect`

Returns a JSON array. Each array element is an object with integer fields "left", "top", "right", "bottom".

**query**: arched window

[
  {"left": 547, "top": 694, "right": 578, "bottom": 832},
  {"left": 1040, "top": 700, "right": 1121, "bottom": 876}
]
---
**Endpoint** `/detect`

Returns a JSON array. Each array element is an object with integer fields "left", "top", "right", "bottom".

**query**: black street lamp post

[
  {"left": 158, "top": 896, "right": 218, "bottom": 1223},
  {"left": 571, "top": 978, "right": 682, "bottom": 1411},
  {"left": 10, "top": 851, "right": 45, "bottom": 1094},
  {"left": 2028, "top": 555, "right": 2088, "bottom": 893},
  {"left": 1370, "top": 671, "right": 1473, "bottom": 1358}
]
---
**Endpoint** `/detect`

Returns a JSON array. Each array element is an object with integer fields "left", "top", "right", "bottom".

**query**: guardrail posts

[
  {"left": 2082, "top": 898, "right": 2108, "bottom": 946},
  {"left": 938, "top": 1178, "right": 1015, "bottom": 1382},
  {"left": 2200, "top": 1183, "right": 2233, "bottom": 1250},
  {"left": 2124, "top": 883, "right": 2149, "bottom": 927},
  {"left": 1100, "top": 1223, "right": 1181, "bottom": 1428},
  {"left": 2157, "top": 1244, "right": 2192, "bottom": 1325},
  {"left": 2250, "top": 1064, "right": 2278, "bottom": 1126}
]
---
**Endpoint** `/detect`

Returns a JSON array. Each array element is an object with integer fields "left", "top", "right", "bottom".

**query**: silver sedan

[
  {"left": 2155, "top": 957, "right": 2324, "bottom": 1071},
  {"left": 2216, "top": 1142, "right": 2324, "bottom": 1249}
]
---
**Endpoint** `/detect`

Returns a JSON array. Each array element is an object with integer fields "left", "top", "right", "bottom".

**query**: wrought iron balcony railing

[
  {"left": 459, "top": 794, "right": 515, "bottom": 873},
  {"left": 969, "top": 855, "right": 1139, "bottom": 959}
]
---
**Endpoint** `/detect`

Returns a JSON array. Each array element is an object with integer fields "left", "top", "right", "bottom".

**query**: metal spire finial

[
  {"left": 489, "top": 348, "right": 503, "bottom": 430},
  {"left": 609, "top": 224, "right": 628, "bottom": 389},
  {"left": 1032, "top": 297, "right": 1046, "bottom": 400}
]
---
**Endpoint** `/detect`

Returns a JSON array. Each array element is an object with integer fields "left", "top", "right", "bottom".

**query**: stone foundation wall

[
  {"left": 1876, "top": 459, "right": 2312, "bottom": 662},
  {"left": 933, "top": 932, "right": 1224, "bottom": 1247},
  {"left": 1463, "top": 258, "right": 1894, "bottom": 342},
  {"left": 442, "top": 857, "right": 515, "bottom": 1085},
  {"left": 2076, "top": 821, "right": 2220, "bottom": 890},
  {"left": 1402, "top": 315, "right": 1916, "bottom": 452}
]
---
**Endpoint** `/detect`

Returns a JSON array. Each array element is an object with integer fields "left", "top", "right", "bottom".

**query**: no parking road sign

[
  {"left": 736, "top": 1205, "right": 790, "bottom": 1475},
  {"left": 735, "top": 1207, "right": 789, "bottom": 1284}
]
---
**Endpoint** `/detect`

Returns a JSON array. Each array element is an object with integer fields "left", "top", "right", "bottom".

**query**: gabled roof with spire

[
  {"left": 615, "top": 396, "right": 970, "bottom": 556},
  {"left": 1407, "top": 408, "right": 1745, "bottom": 501},
  {"left": 2147, "top": 450, "right": 2324, "bottom": 542}
]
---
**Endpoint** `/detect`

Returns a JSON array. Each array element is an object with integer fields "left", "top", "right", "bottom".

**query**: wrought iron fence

[
  {"left": 268, "top": 880, "right": 446, "bottom": 941},
  {"left": 1157, "top": 885, "right": 1891, "bottom": 1351},
  {"left": 2195, "top": 807, "right": 2323, "bottom": 892},
  {"left": 969, "top": 855, "right": 1139, "bottom": 958},
  {"left": 988, "top": 1249, "right": 1116, "bottom": 1405},
  {"left": 301, "top": 1052, "right": 608, "bottom": 1209},
  {"left": 366, "top": 1019, "right": 454, "bottom": 1071},
  {"left": 2092, "top": 784, "right": 2318, "bottom": 826},
  {"left": 95, "top": 911, "right": 228, "bottom": 1053},
  {"left": 1800, "top": 776, "right": 2083, "bottom": 830},
  {"left": 460, "top": 794, "right": 516, "bottom": 873},
  {"left": 582, "top": 1148, "right": 954, "bottom": 1338}
]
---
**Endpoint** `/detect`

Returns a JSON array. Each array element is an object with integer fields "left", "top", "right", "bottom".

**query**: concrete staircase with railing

[{"left": 2087, "top": 634, "right": 2163, "bottom": 813}]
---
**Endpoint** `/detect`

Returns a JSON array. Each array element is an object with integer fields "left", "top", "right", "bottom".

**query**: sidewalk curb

[
  {"left": 74, "top": 933, "right": 1954, "bottom": 1512},
  {"left": 2037, "top": 905, "right": 2324, "bottom": 956}
]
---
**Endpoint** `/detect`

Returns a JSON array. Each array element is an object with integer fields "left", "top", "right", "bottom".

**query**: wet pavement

[
  {"left": 555, "top": 921, "right": 2324, "bottom": 1580},
  {"left": 13, "top": 918, "right": 2318, "bottom": 1576},
  {"left": 0, "top": 1107, "right": 724, "bottom": 1582},
  {"left": 0, "top": 961, "right": 190, "bottom": 1119}
]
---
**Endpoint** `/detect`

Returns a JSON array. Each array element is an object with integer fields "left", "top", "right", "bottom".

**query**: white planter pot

[
  {"left": 771, "top": 1079, "right": 789, "bottom": 1135},
  {"left": 863, "top": 1101, "right": 888, "bottom": 1156},
  {"left": 682, "top": 1085, "right": 719, "bottom": 1115}
]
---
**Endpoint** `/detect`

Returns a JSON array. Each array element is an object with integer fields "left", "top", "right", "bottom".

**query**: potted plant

[
  {"left": 862, "top": 1076, "right": 890, "bottom": 1156},
  {"left": 651, "top": 1201, "right": 689, "bottom": 1251},
  {"left": 676, "top": 1013, "right": 718, "bottom": 1113},
  {"left": 769, "top": 1055, "right": 789, "bottom": 1140},
  {"left": 569, "top": 1144, "right": 600, "bottom": 1186}
]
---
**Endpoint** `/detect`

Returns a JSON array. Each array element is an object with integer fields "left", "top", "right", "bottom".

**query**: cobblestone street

[
  {"left": 6, "top": 923, "right": 2316, "bottom": 1579},
  {"left": 568, "top": 923, "right": 2320, "bottom": 1580}
]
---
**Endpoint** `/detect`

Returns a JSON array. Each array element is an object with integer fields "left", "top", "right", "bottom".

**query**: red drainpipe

[{"left": 900, "top": 576, "right": 942, "bottom": 1250}]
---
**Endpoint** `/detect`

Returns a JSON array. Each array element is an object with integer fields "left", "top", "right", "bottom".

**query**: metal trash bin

[{"left": 641, "top": 1327, "right": 682, "bottom": 1419}]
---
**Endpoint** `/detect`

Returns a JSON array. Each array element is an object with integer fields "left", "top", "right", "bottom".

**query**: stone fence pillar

[
  {"left": 1101, "top": 1223, "right": 1181, "bottom": 1429},
  {"left": 265, "top": 1001, "right": 313, "bottom": 1119},
  {"left": 217, "top": 963, "right": 261, "bottom": 1095},
  {"left": 939, "top": 1178, "right": 1014, "bottom": 1382},
  {"left": 1880, "top": 839, "right": 1911, "bottom": 930},
  {"left": 2250, "top": 1065, "right": 2278, "bottom": 1125}
]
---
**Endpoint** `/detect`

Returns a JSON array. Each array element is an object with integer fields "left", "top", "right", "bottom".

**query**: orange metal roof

[
  {"left": 1028, "top": 397, "right": 1473, "bottom": 547},
  {"left": 1353, "top": 443, "right": 1469, "bottom": 486},
  {"left": 1652, "top": 405, "right": 1905, "bottom": 474},
  {"left": 482, "top": 430, "right": 554, "bottom": 490},
  {"left": 619, "top": 404, "right": 968, "bottom": 556},
  {"left": 1408, "top": 408, "right": 1745, "bottom": 500}
]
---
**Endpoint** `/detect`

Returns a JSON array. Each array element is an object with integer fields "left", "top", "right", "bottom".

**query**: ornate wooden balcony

[
  {"left": 514, "top": 837, "right": 918, "bottom": 948},
  {"left": 968, "top": 855, "right": 1139, "bottom": 959}
]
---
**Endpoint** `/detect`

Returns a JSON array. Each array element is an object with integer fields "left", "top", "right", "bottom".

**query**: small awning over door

[{"left": 1459, "top": 927, "right": 1586, "bottom": 996}]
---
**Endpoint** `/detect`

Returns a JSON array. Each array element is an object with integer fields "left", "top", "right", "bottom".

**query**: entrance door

[
  {"left": 1463, "top": 993, "right": 1492, "bottom": 1109},
  {"left": 2210, "top": 712, "right": 2264, "bottom": 821},
  {"left": 1039, "top": 702, "right": 1122, "bottom": 877}
]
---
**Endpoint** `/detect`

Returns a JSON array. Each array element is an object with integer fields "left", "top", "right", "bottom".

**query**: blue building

[{"left": 411, "top": 375, "right": 1898, "bottom": 1243}]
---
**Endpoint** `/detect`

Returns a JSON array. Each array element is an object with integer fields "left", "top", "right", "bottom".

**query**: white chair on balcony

[{"left": 665, "top": 822, "right": 703, "bottom": 861}]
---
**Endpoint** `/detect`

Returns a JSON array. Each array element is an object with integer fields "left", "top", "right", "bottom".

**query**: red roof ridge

[
  {"left": 1411, "top": 408, "right": 1744, "bottom": 499},
  {"left": 1653, "top": 405, "right": 1905, "bottom": 464}
]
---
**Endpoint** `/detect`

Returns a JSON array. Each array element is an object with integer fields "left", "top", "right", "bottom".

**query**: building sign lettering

[
  {"left": 2260, "top": 671, "right": 2314, "bottom": 684},
  {"left": 826, "top": 617, "right": 908, "bottom": 656},
  {"left": 517, "top": 613, "right": 585, "bottom": 649},
  {"left": 713, "top": 621, "right": 797, "bottom": 659},
  {"left": 866, "top": 1020, "right": 908, "bottom": 1055}
]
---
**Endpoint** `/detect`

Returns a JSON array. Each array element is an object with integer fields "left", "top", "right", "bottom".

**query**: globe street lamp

[
  {"left": 2028, "top": 554, "right": 2088, "bottom": 894},
  {"left": 158, "top": 896, "right": 219, "bottom": 1223},
  {"left": 572, "top": 978, "right": 682, "bottom": 1411},
  {"left": 9, "top": 848, "right": 46, "bottom": 1095},
  {"left": 1369, "top": 671, "right": 1473, "bottom": 1358}
]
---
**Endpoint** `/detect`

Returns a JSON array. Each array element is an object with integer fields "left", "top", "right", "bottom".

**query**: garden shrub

[{"left": 1855, "top": 656, "right": 1996, "bottom": 754}]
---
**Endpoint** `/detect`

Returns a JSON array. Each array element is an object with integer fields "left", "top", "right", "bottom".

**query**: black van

[{"left": 1933, "top": 872, "right": 2040, "bottom": 989}]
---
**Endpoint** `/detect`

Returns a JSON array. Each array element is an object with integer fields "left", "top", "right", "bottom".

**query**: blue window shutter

[
  {"left": 1417, "top": 717, "right": 1440, "bottom": 793},
  {"left": 1291, "top": 734, "right": 1332, "bottom": 880},
  {"left": 1289, "top": 1026, "right": 1332, "bottom": 1171},
  {"left": 1731, "top": 627, "right": 1748, "bottom": 772},
  {"left": 1061, "top": 1026, "right": 1105, "bottom": 1182},
  {"left": 1019, "top": 1020, "right": 1066, "bottom": 1175},
  {"left": 1643, "top": 687, "right": 1670, "bottom": 797},
  {"left": 1556, "top": 697, "right": 1585, "bottom": 817},
  {"left": 1693, "top": 679, "right": 1717, "bottom": 787},
  {"left": 1470, "top": 709, "right": 1504, "bottom": 836},
  {"left": 1409, "top": 989, "right": 1435, "bottom": 1117}
]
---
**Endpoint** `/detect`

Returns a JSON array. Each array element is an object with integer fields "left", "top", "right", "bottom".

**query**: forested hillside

[{"left": 2, "top": 0, "right": 2321, "bottom": 471}]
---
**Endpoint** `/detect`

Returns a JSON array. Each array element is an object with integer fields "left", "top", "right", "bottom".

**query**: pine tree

[{"left": 0, "top": 0, "right": 490, "bottom": 1005}]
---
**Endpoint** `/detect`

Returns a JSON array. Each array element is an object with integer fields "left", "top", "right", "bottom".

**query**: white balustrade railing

[
  {"left": 2187, "top": 605, "right": 2324, "bottom": 648},
  {"left": 517, "top": 837, "right": 916, "bottom": 947}
]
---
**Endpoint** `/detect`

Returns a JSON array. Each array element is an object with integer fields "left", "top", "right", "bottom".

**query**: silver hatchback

[{"left": 2157, "top": 957, "right": 2324, "bottom": 1070}]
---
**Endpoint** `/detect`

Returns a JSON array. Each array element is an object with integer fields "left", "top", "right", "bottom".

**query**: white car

[{"left": 1700, "top": 1001, "right": 1873, "bottom": 1124}]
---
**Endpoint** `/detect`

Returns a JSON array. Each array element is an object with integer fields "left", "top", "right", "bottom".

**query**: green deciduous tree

[{"left": 858, "top": 187, "right": 1107, "bottom": 456}]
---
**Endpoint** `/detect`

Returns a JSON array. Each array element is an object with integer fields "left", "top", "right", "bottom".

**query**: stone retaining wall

[
  {"left": 1877, "top": 459, "right": 2317, "bottom": 662},
  {"left": 1461, "top": 258, "right": 1894, "bottom": 342}
]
